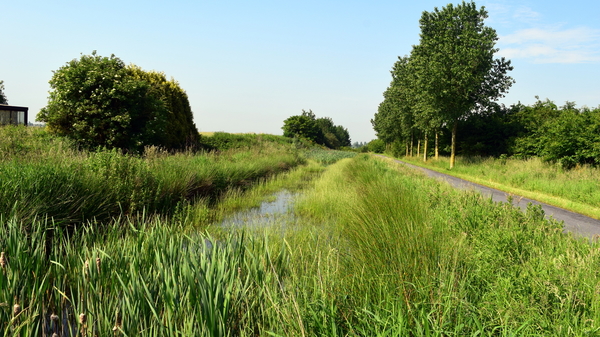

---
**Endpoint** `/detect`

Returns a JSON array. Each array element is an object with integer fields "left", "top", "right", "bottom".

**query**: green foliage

[
  {"left": 4, "top": 153, "right": 600, "bottom": 335},
  {"left": 128, "top": 66, "right": 201, "bottom": 150},
  {"left": 0, "top": 80, "right": 7, "bottom": 104},
  {"left": 367, "top": 138, "right": 385, "bottom": 153},
  {"left": 334, "top": 125, "right": 351, "bottom": 147},
  {"left": 375, "top": 2, "right": 514, "bottom": 166},
  {"left": 283, "top": 110, "right": 351, "bottom": 149},
  {"left": 304, "top": 148, "right": 357, "bottom": 165},
  {"left": 0, "top": 128, "right": 303, "bottom": 227},
  {"left": 372, "top": 56, "right": 417, "bottom": 147},
  {"left": 282, "top": 110, "right": 321, "bottom": 143},
  {"left": 293, "top": 155, "right": 600, "bottom": 334},
  {"left": 315, "top": 117, "right": 351, "bottom": 149},
  {"left": 413, "top": 2, "right": 514, "bottom": 121},
  {"left": 508, "top": 99, "right": 600, "bottom": 168},
  {"left": 200, "top": 132, "right": 294, "bottom": 151},
  {"left": 456, "top": 104, "right": 521, "bottom": 157},
  {"left": 414, "top": 1, "right": 514, "bottom": 166},
  {"left": 38, "top": 52, "right": 199, "bottom": 152}
]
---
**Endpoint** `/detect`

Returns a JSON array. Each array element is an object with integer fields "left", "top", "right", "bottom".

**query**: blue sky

[{"left": 3, "top": 0, "right": 599, "bottom": 143}]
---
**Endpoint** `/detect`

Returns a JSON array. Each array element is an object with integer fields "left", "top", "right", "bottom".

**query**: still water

[{"left": 219, "top": 190, "right": 297, "bottom": 228}]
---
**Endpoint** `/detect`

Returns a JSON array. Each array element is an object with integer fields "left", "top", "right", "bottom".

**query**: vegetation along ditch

[
  {"left": 3, "top": 1, "right": 600, "bottom": 334},
  {"left": 3, "top": 128, "right": 600, "bottom": 335}
]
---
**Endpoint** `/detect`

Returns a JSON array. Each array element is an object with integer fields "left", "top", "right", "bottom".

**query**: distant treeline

[
  {"left": 282, "top": 109, "right": 351, "bottom": 149},
  {"left": 380, "top": 98, "right": 600, "bottom": 168}
]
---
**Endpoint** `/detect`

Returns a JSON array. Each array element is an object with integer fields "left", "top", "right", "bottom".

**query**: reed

[
  {"left": 0, "top": 126, "right": 304, "bottom": 228},
  {"left": 3, "top": 130, "right": 600, "bottom": 335}
]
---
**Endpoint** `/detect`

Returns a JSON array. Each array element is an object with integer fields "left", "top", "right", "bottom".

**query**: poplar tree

[
  {"left": 412, "top": 1, "right": 514, "bottom": 168},
  {"left": 372, "top": 56, "right": 418, "bottom": 156}
]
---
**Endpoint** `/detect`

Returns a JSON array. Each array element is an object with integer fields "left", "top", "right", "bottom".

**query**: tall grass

[
  {"left": 289, "top": 155, "right": 600, "bottom": 335},
  {"left": 4, "top": 130, "right": 600, "bottom": 335},
  {"left": 0, "top": 126, "right": 303, "bottom": 227},
  {"left": 0, "top": 216, "right": 290, "bottom": 336},
  {"left": 199, "top": 132, "right": 295, "bottom": 150}
]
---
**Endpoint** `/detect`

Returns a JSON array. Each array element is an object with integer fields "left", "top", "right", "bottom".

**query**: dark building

[{"left": 0, "top": 105, "right": 28, "bottom": 126}]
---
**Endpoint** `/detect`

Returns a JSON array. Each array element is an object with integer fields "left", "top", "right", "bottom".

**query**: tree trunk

[
  {"left": 410, "top": 133, "right": 414, "bottom": 156},
  {"left": 405, "top": 141, "right": 409, "bottom": 157},
  {"left": 423, "top": 133, "right": 428, "bottom": 162},
  {"left": 435, "top": 131, "right": 439, "bottom": 160},
  {"left": 417, "top": 139, "right": 421, "bottom": 157},
  {"left": 450, "top": 121, "right": 457, "bottom": 169}
]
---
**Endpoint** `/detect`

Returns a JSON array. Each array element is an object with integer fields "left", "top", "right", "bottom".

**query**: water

[{"left": 219, "top": 190, "right": 297, "bottom": 228}]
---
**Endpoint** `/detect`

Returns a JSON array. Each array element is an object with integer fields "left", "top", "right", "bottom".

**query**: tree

[
  {"left": 283, "top": 109, "right": 351, "bottom": 148},
  {"left": 315, "top": 117, "right": 351, "bottom": 149},
  {"left": 367, "top": 139, "right": 386, "bottom": 153},
  {"left": 0, "top": 80, "right": 7, "bottom": 104},
  {"left": 128, "top": 66, "right": 200, "bottom": 149},
  {"left": 412, "top": 1, "right": 514, "bottom": 168},
  {"left": 38, "top": 52, "right": 199, "bottom": 152},
  {"left": 372, "top": 56, "right": 420, "bottom": 157},
  {"left": 282, "top": 110, "right": 322, "bottom": 143},
  {"left": 333, "top": 125, "right": 351, "bottom": 147}
]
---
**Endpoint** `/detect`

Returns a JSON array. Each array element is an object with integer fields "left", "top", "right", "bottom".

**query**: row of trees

[
  {"left": 38, "top": 52, "right": 200, "bottom": 152},
  {"left": 378, "top": 96, "right": 600, "bottom": 169},
  {"left": 372, "top": 1, "right": 514, "bottom": 168},
  {"left": 282, "top": 110, "right": 351, "bottom": 149}
]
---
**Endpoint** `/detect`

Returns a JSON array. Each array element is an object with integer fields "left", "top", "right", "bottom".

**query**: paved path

[{"left": 382, "top": 156, "right": 600, "bottom": 239}]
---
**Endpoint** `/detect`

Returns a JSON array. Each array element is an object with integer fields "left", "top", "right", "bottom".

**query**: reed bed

[
  {"left": 0, "top": 217, "right": 287, "bottom": 336},
  {"left": 0, "top": 126, "right": 303, "bottom": 227}
]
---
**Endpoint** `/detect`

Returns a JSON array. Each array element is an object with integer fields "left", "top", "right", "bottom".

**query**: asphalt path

[{"left": 381, "top": 156, "right": 600, "bottom": 239}]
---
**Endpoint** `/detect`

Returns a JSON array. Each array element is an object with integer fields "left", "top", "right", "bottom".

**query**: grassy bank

[
  {"left": 399, "top": 155, "right": 600, "bottom": 219},
  {"left": 0, "top": 126, "right": 304, "bottom": 227},
  {"left": 3, "top": 137, "right": 600, "bottom": 335},
  {"left": 288, "top": 155, "right": 600, "bottom": 335}
]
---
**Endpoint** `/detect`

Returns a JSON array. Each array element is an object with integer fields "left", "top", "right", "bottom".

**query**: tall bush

[{"left": 38, "top": 52, "right": 200, "bottom": 152}]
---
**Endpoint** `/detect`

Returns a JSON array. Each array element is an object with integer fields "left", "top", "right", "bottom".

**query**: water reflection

[{"left": 219, "top": 190, "right": 297, "bottom": 228}]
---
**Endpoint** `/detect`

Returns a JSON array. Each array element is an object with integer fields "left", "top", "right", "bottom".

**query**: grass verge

[{"left": 398, "top": 155, "right": 600, "bottom": 220}]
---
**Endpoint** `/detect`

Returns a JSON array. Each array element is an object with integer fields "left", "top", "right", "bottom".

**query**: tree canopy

[
  {"left": 373, "top": 1, "right": 514, "bottom": 167},
  {"left": 282, "top": 110, "right": 351, "bottom": 149},
  {"left": 282, "top": 110, "right": 322, "bottom": 143},
  {"left": 0, "top": 80, "right": 7, "bottom": 104},
  {"left": 38, "top": 52, "right": 199, "bottom": 152}
]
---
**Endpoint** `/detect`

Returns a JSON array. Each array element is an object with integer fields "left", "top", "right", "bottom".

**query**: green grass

[
  {"left": 3, "top": 128, "right": 600, "bottom": 335},
  {"left": 290, "top": 155, "right": 600, "bottom": 335},
  {"left": 198, "top": 131, "right": 296, "bottom": 150},
  {"left": 303, "top": 148, "right": 357, "bottom": 165},
  {"left": 0, "top": 126, "right": 304, "bottom": 228},
  {"left": 399, "top": 155, "right": 600, "bottom": 219}
]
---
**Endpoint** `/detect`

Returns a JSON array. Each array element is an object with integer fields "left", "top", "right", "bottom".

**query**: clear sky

[{"left": 2, "top": 0, "right": 599, "bottom": 143}]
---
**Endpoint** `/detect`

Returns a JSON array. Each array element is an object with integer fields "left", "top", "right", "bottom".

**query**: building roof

[{"left": 0, "top": 104, "right": 28, "bottom": 112}]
